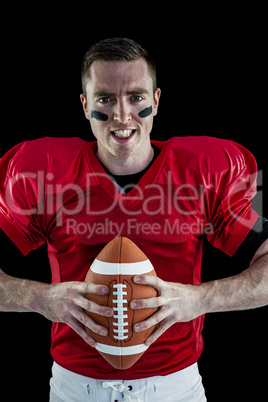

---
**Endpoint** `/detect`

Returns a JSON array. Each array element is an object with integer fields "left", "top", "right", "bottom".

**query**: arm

[
  {"left": 200, "top": 239, "right": 268, "bottom": 313},
  {"left": 0, "top": 230, "right": 113, "bottom": 346},
  {"left": 0, "top": 269, "right": 113, "bottom": 347},
  {"left": 131, "top": 239, "right": 268, "bottom": 346}
]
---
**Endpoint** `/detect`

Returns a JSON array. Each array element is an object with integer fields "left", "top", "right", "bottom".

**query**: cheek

[
  {"left": 91, "top": 110, "right": 109, "bottom": 121},
  {"left": 89, "top": 118, "right": 108, "bottom": 140},
  {"left": 135, "top": 106, "right": 154, "bottom": 132},
  {"left": 138, "top": 106, "right": 153, "bottom": 118},
  {"left": 138, "top": 115, "right": 154, "bottom": 136}
]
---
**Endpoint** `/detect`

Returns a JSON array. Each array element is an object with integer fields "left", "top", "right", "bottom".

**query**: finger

[
  {"left": 133, "top": 275, "right": 163, "bottom": 290},
  {"left": 75, "top": 296, "right": 113, "bottom": 317},
  {"left": 134, "top": 308, "right": 167, "bottom": 333},
  {"left": 130, "top": 296, "right": 165, "bottom": 310},
  {"left": 145, "top": 318, "right": 174, "bottom": 346},
  {"left": 69, "top": 307, "right": 108, "bottom": 337},
  {"left": 75, "top": 281, "right": 110, "bottom": 296},
  {"left": 64, "top": 313, "right": 97, "bottom": 347}
]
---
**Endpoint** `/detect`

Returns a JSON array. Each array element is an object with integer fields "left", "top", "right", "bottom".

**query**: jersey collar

[{"left": 84, "top": 139, "right": 171, "bottom": 204}]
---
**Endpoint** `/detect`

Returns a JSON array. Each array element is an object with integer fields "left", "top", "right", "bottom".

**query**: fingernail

[
  {"left": 100, "top": 329, "right": 107, "bottom": 336},
  {"left": 135, "top": 276, "right": 141, "bottom": 282},
  {"left": 131, "top": 301, "right": 137, "bottom": 308},
  {"left": 89, "top": 340, "right": 97, "bottom": 348},
  {"left": 135, "top": 325, "right": 140, "bottom": 332},
  {"left": 101, "top": 287, "right": 109, "bottom": 295}
]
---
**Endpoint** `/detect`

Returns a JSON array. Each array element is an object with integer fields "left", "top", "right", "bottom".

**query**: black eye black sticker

[
  {"left": 138, "top": 106, "right": 153, "bottom": 118},
  {"left": 91, "top": 110, "right": 109, "bottom": 121},
  {"left": 91, "top": 107, "right": 152, "bottom": 120}
]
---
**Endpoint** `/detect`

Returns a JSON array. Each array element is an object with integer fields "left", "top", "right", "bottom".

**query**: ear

[
  {"left": 153, "top": 88, "right": 161, "bottom": 116},
  {"left": 80, "top": 94, "right": 90, "bottom": 120}
]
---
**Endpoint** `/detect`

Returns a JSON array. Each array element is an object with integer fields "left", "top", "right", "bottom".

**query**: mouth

[{"left": 110, "top": 129, "right": 136, "bottom": 142}]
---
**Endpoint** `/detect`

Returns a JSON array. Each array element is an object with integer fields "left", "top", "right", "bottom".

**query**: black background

[{"left": 1, "top": 6, "right": 267, "bottom": 401}]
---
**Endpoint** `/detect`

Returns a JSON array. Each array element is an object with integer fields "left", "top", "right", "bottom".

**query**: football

[{"left": 84, "top": 237, "right": 158, "bottom": 370}]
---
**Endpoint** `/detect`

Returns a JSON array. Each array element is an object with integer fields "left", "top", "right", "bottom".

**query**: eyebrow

[{"left": 93, "top": 88, "right": 150, "bottom": 98}]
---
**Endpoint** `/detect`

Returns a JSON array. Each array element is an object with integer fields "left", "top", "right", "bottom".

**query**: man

[{"left": 0, "top": 37, "right": 268, "bottom": 401}]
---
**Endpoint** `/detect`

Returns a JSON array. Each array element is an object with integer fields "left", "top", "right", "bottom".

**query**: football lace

[{"left": 112, "top": 284, "right": 129, "bottom": 340}]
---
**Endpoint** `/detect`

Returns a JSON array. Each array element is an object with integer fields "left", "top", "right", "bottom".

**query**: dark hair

[{"left": 81, "top": 37, "right": 157, "bottom": 95}]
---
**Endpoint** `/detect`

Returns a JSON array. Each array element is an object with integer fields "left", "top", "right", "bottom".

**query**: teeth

[{"left": 113, "top": 130, "right": 133, "bottom": 138}]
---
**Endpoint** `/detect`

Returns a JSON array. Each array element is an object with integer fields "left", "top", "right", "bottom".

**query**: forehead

[{"left": 86, "top": 58, "right": 153, "bottom": 96}]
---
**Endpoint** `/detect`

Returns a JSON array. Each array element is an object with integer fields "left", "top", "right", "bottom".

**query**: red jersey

[{"left": 0, "top": 136, "right": 258, "bottom": 380}]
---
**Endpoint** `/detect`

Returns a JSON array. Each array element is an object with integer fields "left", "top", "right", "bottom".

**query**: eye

[
  {"left": 99, "top": 97, "right": 112, "bottom": 103},
  {"left": 131, "top": 95, "right": 143, "bottom": 102}
]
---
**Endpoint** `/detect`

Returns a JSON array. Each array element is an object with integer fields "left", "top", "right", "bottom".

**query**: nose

[{"left": 113, "top": 99, "right": 131, "bottom": 124}]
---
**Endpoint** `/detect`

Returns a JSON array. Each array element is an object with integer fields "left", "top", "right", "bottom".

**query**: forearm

[
  {"left": 0, "top": 269, "right": 47, "bottom": 313},
  {"left": 131, "top": 253, "right": 268, "bottom": 346},
  {"left": 0, "top": 268, "right": 113, "bottom": 346},
  {"left": 200, "top": 254, "right": 268, "bottom": 314}
]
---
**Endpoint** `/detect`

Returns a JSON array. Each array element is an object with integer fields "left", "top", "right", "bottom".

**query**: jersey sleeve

[
  {"left": 203, "top": 139, "right": 259, "bottom": 256},
  {"left": 0, "top": 141, "right": 47, "bottom": 255}
]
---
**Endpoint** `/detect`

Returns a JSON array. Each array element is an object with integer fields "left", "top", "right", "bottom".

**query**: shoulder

[
  {"left": 1, "top": 137, "right": 88, "bottom": 175},
  {"left": 165, "top": 136, "right": 256, "bottom": 174}
]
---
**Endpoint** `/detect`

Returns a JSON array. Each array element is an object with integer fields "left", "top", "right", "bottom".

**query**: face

[{"left": 80, "top": 58, "right": 161, "bottom": 163}]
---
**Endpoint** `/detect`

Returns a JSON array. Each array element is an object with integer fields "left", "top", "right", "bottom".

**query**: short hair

[{"left": 81, "top": 37, "right": 157, "bottom": 96}]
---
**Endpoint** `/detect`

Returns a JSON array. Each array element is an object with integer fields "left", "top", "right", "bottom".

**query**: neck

[{"left": 97, "top": 143, "right": 155, "bottom": 175}]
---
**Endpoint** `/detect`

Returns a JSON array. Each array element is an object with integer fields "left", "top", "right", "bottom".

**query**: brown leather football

[{"left": 84, "top": 237, "right": 158, "bottom": 370}]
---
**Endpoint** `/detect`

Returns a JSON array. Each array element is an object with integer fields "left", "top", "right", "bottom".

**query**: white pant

[{"left": 49, "top": 361, "right": 207, "bottom": 402}]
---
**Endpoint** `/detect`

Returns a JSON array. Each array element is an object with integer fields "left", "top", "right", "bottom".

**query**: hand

[
  {"left": 130, "top": 275, "right": 203, "bottom": 346},
  {"left": 36, "top": 281, "right": 113, "bottom": 347}
]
